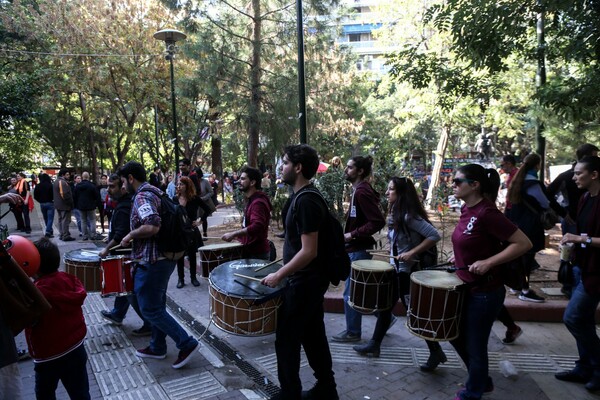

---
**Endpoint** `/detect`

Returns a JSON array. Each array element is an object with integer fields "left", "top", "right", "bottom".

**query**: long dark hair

[
  {"left": 389, "top": 176, "right": 431, "bottom": 231},
  {"left": 508, "top": 153, "right": 541, "bottom": 205},
  {"left": 457, "top": 164, "right": 501, "bottom": 202}
]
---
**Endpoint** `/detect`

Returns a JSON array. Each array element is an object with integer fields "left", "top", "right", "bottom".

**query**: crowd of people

[{"left": 1, "top": 141, "right": 600, "bottom": 400}]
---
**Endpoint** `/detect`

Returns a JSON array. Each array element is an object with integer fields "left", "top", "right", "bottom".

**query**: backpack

[
  {"left": 399, "top": 219, "right": 438, "bottom": 270},
  {"left": 291, "top": 188, "right": 351, "bottom": 285},
  {"left": 137, "top": 188, "right": 197, "bottom": 260}
]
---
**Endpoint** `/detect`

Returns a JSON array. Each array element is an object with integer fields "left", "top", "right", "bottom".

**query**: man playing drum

[
  {"left": 222, "top": 166, "right": 272, "bottom": 260},
  {"left": 118, "top": 161, "right": 200, "bottom": 369},
  {"left": 261, "top": 144, "right": 338, "bottom": 400},
  {"left": 99, "top": 174, "right": 150, "bottom": 336},
  {"left": 332, "top": 155, "right": 386, "bottom": 343}
]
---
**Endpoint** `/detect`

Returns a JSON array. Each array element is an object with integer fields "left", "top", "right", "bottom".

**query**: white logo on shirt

[
  {"left": 138, "top": 204, "right": 153, "bottom": 219},
  {"left": 464, "top": 216, "right": 477, "bottom": 235}
]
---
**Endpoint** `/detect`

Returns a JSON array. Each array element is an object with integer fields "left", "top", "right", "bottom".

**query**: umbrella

[{"left": 317, "top": 162, "right": 330, "bottom": 173}]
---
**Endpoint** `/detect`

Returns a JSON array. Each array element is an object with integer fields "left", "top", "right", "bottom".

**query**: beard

[{"left": 126, "top": 181, "right": 135, "bottom": 195}]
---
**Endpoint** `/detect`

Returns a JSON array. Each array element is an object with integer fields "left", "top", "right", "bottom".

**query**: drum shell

[
  {"left": 101, "top": 257, "right": 133, "bottom": 297},
  {"left": 199, "top": 243, "right": 243, "bottom": 278},
  {"left": 406, "top": 270, "right": 464, "bottom": 341},
  {"left": 64, "top": 250, "right": 102, "bottom": 292},
  {"left": 348, "top": 260, "right": 395, "bottom": 314}
]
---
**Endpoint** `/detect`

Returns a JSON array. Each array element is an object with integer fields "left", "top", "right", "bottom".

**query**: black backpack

[
  {"left": 137, "top": 188, "right": 197, "bottom": 260},
  {"left": 291, "top": 188, "right": 351, "bottom": 285}
]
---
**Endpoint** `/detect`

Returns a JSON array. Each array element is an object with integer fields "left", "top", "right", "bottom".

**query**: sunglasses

[{"left": 453, "top": 178, "right": 475, "bottom": 185}]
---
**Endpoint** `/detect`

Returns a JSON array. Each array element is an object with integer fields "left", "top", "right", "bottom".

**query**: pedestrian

[
  {"left": 98, "top": 174, "right": 151, "bottom": 336},
  {"left": 506, "top": 153, "right": 559, "bottom": 303},
  {"left": 221, "top": 166, "right": 272, "bottom": 260},
  {"left": 15, "top": 173, "right": 31, "bottom": 234},
  {"left": 33, "top": 173, "right": 55, "bottom": 238},
  {"left": 332, "top": 155, "right": 386, "bottom": 343},
  {"left": 52, "top": 169, "right": 75, "bottom": 241},
  {"left": 26, "top": 237, "right": 90, "bottom": 400},
  {"left": 261, "top": 144, "right": 338, "bottom": 400},
  {"left": 149, "top": 166, "right": 162, "bottom": 188},
  {"left": 556, "top": 155, "right": 600, "bottom": 392},
  {"left": 118, "top": 161, "right": 200, "bottom": 369},
  {"left": 7, "top": 176, "right": 25, "bottom": 232},
  {"left": 97, "top": 174, "right": 109, "bottom": 234},
  {"left": 73, "top": 172, "right": 101, "bottom": 241},
  {"left": 71, "top": 174, "right": 83, "bottom": 237},
  {"left": 173, "top": 176, "right": 203, "bottom": 288},
  {"left": 353, "top": 176, "right": 447, "bottom": 372},
  {"left": 449, "top": 164, "right": 531, "bottom": 400},
  {"left": 197, "top": 169, "right": 215, "bottom": 238}
]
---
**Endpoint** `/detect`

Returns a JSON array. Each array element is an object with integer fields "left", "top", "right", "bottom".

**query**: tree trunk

[
  {"left": 78, "top": 92, "right": 98, "bottom": 183},
  {"left": 247, "top": 0, "right": 262, "bottom": 167},
  {"left": 425, "top": 124, "right": 451, "bottom": 209}
]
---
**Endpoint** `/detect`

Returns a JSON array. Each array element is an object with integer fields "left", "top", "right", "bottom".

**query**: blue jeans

[
  {"left": 34, "top": 343, "right": 90, "bottom": 400},
  {"left": 451, "top": 286, "right": 505, "bottom": 400},
  {"left": 134, "top": 259, "right": 197, "bottom": 354},
  {"left": 564, "top": 281, "right": 600, "bottom": 379},
  {"left": 343, "top": 250, "right": 372, "bottom": 336},
  {"left": 109, "top": 294, "right": 150, "bottom": 329},
  {"left": 40, "top": 202, "right": 55, "bottom": 235}
]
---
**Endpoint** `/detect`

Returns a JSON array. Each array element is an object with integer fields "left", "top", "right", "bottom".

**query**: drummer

[
  {"left": 98, "top": 174, "right": 150, "bottom": 336},
  {"left": 449, "top": 164, "right": 531, "bottom": 400},
  {"left": 221, "top": 166, "right": 272, "bottom": 260}
]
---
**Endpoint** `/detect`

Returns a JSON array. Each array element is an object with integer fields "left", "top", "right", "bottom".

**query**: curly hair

[{"left": 177, "top": 176, "right": 196, "bottom": 199}]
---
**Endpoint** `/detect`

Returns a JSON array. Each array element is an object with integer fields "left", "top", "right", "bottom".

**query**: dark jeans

[
  {"left": 40, "top": 202, "right": 55, "bottom": 235},
  {"left": 34, "top": 343, "right": 90, "bottom": 400},
  {"left": 275, "top": 276, "right": 336, "bottom": 399},
  {"left": 451, "top": 286, "right": 505, "bottom": 400},
  {"left": 177, "top": 246, "right": 197, "bottom": 280},
  {"left": 11, "top": 208, "right": 24, "bottom": 230},
  {"left": 109, "top": 294, "right": 150, "bottom": 329}
]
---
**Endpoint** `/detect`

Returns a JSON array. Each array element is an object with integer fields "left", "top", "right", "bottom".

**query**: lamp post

[{"left": 153, "top": 29, "right": 186, "bottom": 181}]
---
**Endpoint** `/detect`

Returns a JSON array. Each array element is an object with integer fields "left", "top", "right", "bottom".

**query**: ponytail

[{"left": 457, "top": 164, "right": 500, "bottom": 202}]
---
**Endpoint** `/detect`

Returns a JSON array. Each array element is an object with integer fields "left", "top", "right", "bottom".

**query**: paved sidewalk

[{"left": 4, "top": 201, "right": 599, "bottom": 399}]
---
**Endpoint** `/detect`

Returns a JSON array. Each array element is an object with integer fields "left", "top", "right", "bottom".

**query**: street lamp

[{"left": 153, "top": 28, "right": 186, "bottom": 181}]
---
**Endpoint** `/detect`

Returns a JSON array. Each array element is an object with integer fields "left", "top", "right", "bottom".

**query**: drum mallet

[
  {"left": 423, "top": 261, "right": 454, "bottom": 270},
  {"left": 233, "top": 279, "right": 264, "bottom": 296},
  {"left": 109, "top": 244, "right": 122, "bottom": 251},
  {"left": 254, "top": 258, "right": 283, "bottom": 272},
  {"left": 233, "top": 273, "right": 263, "bottom": 282}
]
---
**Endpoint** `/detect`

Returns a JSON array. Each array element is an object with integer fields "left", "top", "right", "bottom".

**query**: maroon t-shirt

[{"left": 451, "top": 198, "right": 518, "bottom": 290}]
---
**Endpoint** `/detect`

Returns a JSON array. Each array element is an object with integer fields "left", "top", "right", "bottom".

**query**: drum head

[
  {"left": 352, "top": 259, "right": 393, "bottom": 272},
  {"left": 199, "top": 242, "right": 243, "bottom": 251},
  {"left": 209, "top": 259, "right": 286, "bottom": 298},
  {"left": 64, "top": 249, "right": 101, "bottom": 263},
  {"left": 411, "top": 270, "right": 464, "bottom": 289}
]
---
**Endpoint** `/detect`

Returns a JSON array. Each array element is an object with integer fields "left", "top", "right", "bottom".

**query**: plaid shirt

[{"left": 131, "top": 182, "right": 162, "bottom": 264}]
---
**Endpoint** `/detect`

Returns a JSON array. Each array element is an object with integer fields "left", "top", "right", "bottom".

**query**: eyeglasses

[{"left": 453, "top": 178, "right": 474, "bottom": 185}]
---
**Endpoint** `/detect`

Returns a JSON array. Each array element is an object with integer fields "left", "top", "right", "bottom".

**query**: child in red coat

[{"left": 26, "top": 237, "right": 90, "bottom": 399}]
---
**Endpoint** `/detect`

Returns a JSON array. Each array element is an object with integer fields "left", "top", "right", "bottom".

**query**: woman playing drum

[
  {"left": 353, "top": 176, "right": 446, "bottom": 371},
  {"left": 449, "top": 164, "right": 531, "bottom": 400}
]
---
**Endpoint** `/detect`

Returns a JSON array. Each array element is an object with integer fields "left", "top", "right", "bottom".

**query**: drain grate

[{"left": 166, "top": 295, "right": 280, "bottom": 398}]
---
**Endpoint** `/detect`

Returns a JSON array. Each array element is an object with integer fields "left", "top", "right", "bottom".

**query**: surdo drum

[
  {"left": 100, "top": 256, "right": 134, "bottom": 297},
  {"left": 198, "top": 242, "right": 243, "bottom": 278},
  {"left": 209, "top": 259, "right": 286, "bottom": 336},
  {"left": 348, "top": 259, "right": 395, "bottom": 314},
  {"left": 407, "top": 270, "right": 465, "bottom": 341},
  {"left": 63, "top": 249, "right": 102, "bottom": 292}
]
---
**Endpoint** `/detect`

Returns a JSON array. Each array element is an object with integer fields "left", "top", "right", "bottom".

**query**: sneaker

[
  {"left": 82, "top": 237, "right": 89, "bottom": 241},
  {"left": 100, "top": 310, "right": 123, "bottom": 326},
  {"left": 502, "top": 325, "right": 523, "bottom": 344},
  {"left": 17, "top": 349, "right": 30, "bottom": 361},
  {"left": 508, "top": 288, "right": 519, "bottom": 295},
  {"left": 518, "top": 290, "right": 545, "bottom": 303},
  {"left": 136, "top": 346, "right": 166, "bottom": 360},
  {"left": 331, "top": 330, "right": 361, "bottom": 342},
  {"left": 44, "top": 233, "right": 54, "bottom": 238},
  {"left": 131, "top": 326, "right": 152, "bottom": 337},
  {"left": 62, "top": 236, "right": 75, "bottom": 242},
  {"left": 172, "top": 341, "right": 200, "bottom": 369}
]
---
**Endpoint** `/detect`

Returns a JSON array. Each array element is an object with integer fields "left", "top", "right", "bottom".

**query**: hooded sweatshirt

[
  {"left": 25, "top": 271, "right": 87, "bottom": 362},
  {"left": 240, "top": 190, "right": 272, "bottom": 257}
]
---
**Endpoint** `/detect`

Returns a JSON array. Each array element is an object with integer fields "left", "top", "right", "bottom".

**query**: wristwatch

[{"left": 585, "top": 236, "right": 593, "bottom": 245}]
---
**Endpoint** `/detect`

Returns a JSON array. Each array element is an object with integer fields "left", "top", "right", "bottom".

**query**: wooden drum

[
  {"left": 198, "top": 242, "right": 243, "bottom": 278},
  {"left": 406, "top": 270, "right": 465, "bottom": 341},
  {"left": 63, "top": 249, "right": 102, "bottom": 292},
  {"left": 348, "top": 259, "right": 395, "bottom": 314}
]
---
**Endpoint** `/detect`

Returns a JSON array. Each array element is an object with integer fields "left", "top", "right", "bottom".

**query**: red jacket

[
  {"left": 344, "top": 181, "right": 385, "bottom": 252},
  {"left": 240, "top": 191, "right": 272, "bottom": 257},
  {"left": 26, "top": 272, "right": 87, "bottom": 362}
]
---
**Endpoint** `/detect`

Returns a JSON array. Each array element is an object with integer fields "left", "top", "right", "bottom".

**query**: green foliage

[{"left": 315, "top": 169, "right": 347, "bottom": 222}]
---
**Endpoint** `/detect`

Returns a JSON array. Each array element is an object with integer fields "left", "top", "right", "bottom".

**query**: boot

[
  {"left": 176, "top": 279, "right": 184, "bottom": 289},
  {"left": 353, "top": 340, "right": 381, "bottom": 357},
  {"left": 420, "top": 340, "right": 447, "bottom": 372}
]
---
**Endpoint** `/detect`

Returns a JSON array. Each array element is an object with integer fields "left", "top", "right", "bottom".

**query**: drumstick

[
  {"left": 233, "top": 273, "right": 263, "bottom": 283},
  {"left": 367, "top": 250, "right": 390, "bottom": 256},
  {"left": 254, "top": 258, "right": 283, "bottom": 272},
  {"left": 202, "top": 236, "right": 222, "bottom": 240},
  {"left": 109, "top": 244, "right": 122, "bottom": 251},
  {"left": 114, "top": 248, "right": 132, "bottom": 252},
  {"left": 234, "top": 279, "right": 264, "bottom": 295}
]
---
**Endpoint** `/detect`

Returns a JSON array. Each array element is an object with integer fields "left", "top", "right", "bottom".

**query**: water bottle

[{"left": 498, "top": 360, "right": 518, "bottom": 379}]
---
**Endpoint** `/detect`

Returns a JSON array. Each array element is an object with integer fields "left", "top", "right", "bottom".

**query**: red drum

[
  {"left": 209, "top": 259, "right": 286, "bottom": 336},
  {"left": 348, "top": 260, "right": 395, "bottom": 314},
  {"left": 406, "top": 270, "right": 465, "bottom": 341},
  {"left": 63, "top": 249, "right": 102, "bottom": 292},
  {"left": 198, "top": 242, "right": 243, "bottom": 278},
  {"left": 101, "top": 256, "right": 134, "bottom": 297}
]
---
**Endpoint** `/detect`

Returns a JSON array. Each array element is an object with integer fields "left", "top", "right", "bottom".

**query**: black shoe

[
  {"left": 586, "top": 377, "right": 600, "bottom": 392},
  {"left": 131, "top": 326, "right": 152, "bottom": 337},
  {"left": 420, "top": 345, "right": 448, "bottom": 372},
  {"left": 191, "top": 278, "right": 200, "bottom": 287},
  {"left": 100, "top": 310, "right": 123, "bottom": 326},
  {"left": 45, "top": 233, "right": 54, "bottom": 238},
  {"left": 555, "top": 370, "right": 591, "bottom": 383},
  {"left": 301, "top": 381, "right": 339, "bottom": 400},
  {"left": 62, "top": 236, "right": 75, "bottom": 242},
  {"left": 353, "top": 340, "right": 381, "bottom": 357},
  {"left": 176, "top": 279, "right": 185, "bottom": 289}
]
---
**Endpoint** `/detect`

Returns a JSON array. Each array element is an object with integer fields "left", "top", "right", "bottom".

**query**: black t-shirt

[{"left": 284, "top": 186, "right": 326, "bottom": 279}]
